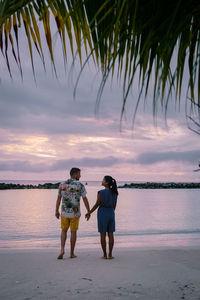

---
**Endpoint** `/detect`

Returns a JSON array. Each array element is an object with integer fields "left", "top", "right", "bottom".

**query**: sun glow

[
  {"left": 0, "top": 134, "right": 56, "bottom": 158},
  {"left": 174, "top": 172, "right": 184, "bottom": 176},
  {"left": 67, "top": 136, "right": 115, "bottom": 146}
]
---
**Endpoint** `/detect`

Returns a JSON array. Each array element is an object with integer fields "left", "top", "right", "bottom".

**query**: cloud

[
  {"left": 0, "top": 28, "right": 200, "bottom": 182},
  {"left": 0, "top": 161, "right": 47, "bottom": 173},
  {"left": 0, "top": 156, "right": 121, "bottom": 172},
  {"left": 134, "top": 150, "right": 200, "bottom": 165},
  {"left": 0, "top": 77, "right": 124, "bottom": 136},
  {"left": 50, "top": 156, "right": 120, "bottom": 170},
  {"left": 1, "top": 149, "right": 199, "bottom": 174}
]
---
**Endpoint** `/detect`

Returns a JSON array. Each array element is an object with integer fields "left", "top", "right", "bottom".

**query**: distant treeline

[
  {"left": 1, "top": 182, "right": 200, "bottom": 190},
  {"left": 118, "top": 182, "right": 200, "bottom": 189},
  {"left": 0, "top": 182, "right": 60, "bottom": 190}
]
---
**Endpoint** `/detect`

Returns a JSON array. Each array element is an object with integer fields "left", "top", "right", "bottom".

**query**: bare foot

[
  {"left": 57, "top": 252, "right": 64, "bottom": 259},
  {"left": 108, "top": 255, "right": 114, "bottom": 259},
  {"left": 101, "top": 254, "right": 107, "bottom": 259},
  {"left": 70, "top": 254, "right": 77, "bottom": 259}
]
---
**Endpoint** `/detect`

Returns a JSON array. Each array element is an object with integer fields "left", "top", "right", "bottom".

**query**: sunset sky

[{"left": 0, "top": 25, "right": 200, "bottom": 183}]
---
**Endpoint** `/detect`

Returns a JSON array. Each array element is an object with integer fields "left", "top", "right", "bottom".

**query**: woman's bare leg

[
  {"left": 100, "top": 233, "right": 107, "bottom": 259},
  {"left": 108, "top": 232, "right": 114, "bottom": 259}
]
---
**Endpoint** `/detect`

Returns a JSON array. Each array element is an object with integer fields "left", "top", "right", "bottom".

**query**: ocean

[{"left": 0, "top": 181, "right": 200, "bottom": 250}]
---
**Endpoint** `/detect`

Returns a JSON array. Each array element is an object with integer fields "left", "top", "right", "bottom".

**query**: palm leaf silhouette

[{"left": 0, "top": 0, "right": 200, "bottom": 121}]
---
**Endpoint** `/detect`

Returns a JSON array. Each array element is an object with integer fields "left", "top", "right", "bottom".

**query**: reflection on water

[{"left": 0, "top": 186, "right": 200, "bottom": 249}]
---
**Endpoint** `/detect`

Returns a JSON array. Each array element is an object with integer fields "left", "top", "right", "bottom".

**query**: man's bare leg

[
  {"left": 57, "top": 229, "right": 67, "bottom": 259},
  {"left": 100, "top": 233, "right": 107, "bottom": 259},
  {"left": 108, "top": 232, "right": 114, "bottom": 259},
  {"left": 70, "top": 231, "right": 77, "bottom": 258}
]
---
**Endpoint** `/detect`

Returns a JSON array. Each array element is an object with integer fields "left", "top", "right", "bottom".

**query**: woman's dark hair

[{"left": 104, "top": 175, "right": 118, "bottom": 195}]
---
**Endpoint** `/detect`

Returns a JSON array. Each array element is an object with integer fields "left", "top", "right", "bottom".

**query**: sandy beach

[{"left": 1, "top": 247, "right": 200, "bottom": 300}]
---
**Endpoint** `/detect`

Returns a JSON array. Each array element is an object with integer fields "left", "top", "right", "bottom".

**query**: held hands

[
  {"left": 85, "top": 212, "right": 91, "bottom": 221},
  {"left": 55, "top": 211, "right": 60, "bottom": 219}
]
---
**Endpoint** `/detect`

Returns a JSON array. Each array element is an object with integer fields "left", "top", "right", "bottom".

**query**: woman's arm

[
  {"left": 85, "top": 192, "right": 101, "bottom": 220},
  {"left": 113, "top": 195, "right": 118, "bottom": 210},
  {"left": 90, "top": 192, "right": 101, "bottom": 213}
]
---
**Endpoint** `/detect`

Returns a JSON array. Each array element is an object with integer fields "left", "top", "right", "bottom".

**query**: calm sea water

[{"left": 0, "top": 182, "right": 200, "bottom": 249}]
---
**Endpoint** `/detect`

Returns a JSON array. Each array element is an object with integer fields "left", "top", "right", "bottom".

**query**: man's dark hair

[{"left": 70, "top": 167, "right": 81, "bottom": 176}]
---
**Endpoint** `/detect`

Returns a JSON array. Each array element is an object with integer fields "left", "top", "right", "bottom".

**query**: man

[{"left": 55, "top": 168, "right": 90, "bottom": 259}]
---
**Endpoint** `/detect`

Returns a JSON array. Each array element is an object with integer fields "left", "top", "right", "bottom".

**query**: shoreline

[
  {"left": 1, "top": 247, "right": 200, "bottom": 299},
  {"left": 1, "top": 230, "right": 200, "bottom": 252},
  {"left": 1, "top": 181, "right": 200, "bottom": 190},
  {"left": 1, "top": 242, "right": 200, "bottom": 252}
]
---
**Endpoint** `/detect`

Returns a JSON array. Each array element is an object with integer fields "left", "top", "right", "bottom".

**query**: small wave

[
  {"left": 115, "top": 229, "right": 200, "bottom": 237},
  {"left": 1, "top": 229, "right": 200, "bottom": 241}
]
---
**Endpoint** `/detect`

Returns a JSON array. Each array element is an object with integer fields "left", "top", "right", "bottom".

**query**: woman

[{"left": 86, "top": 176, "right": 118, "bottom": 259}]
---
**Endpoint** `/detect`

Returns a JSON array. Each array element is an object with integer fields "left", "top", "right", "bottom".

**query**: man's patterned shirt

[{"left": 58, "top": 179, "right": 87, "bottom": 218}]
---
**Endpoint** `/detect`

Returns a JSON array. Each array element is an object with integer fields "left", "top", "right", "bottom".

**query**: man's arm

[
  {"left": 55, "top": 195, "right": 62, "bottom": 219},
  {"left": 82, "top": 196, "right": 90, "bottom": 213}
]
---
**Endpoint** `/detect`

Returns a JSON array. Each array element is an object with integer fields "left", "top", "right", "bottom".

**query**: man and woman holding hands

[{"left": 55, "top": 168, "right": 118, "bottom": 260}]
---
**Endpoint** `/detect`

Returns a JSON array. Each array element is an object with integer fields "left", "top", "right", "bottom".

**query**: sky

[{"left": 0, "top": 19, "right": 200, "bottom": 183}]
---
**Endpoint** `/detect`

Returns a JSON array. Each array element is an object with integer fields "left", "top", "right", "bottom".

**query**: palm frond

[{"left": 0, "top": 0, "right": 200, "bottom": 123}]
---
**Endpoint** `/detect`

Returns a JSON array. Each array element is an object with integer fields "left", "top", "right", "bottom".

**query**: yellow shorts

[{"left": 61, "top": 216, "right": 80, "bottom": 231}]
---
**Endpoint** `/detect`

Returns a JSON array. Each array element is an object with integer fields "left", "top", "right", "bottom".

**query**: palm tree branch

[{"left": 0, "top": 0, "right": 200, "bottom": 125}]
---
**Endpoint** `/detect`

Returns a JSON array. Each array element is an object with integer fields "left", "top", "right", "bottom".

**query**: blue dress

[{"left": 97, "top": 189, "right": 118, "bottom": 233}]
